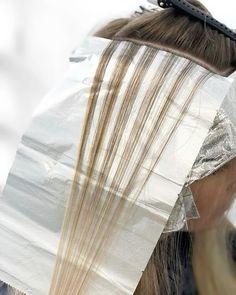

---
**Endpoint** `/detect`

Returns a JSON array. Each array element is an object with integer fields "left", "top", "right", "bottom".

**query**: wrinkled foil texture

[{"left": 165, "top": 82, "right": 236, "bottom": 232}]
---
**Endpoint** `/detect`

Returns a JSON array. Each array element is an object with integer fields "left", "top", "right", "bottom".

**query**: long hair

[
  {"left": 48, "top": 1, "right": 236, "bottom": 295},
  {"left": 49, "top": 41, "right": 212, "bottom": 295},
  {"left": 94, "top": 1, "right": 236, "bottom": 294}
]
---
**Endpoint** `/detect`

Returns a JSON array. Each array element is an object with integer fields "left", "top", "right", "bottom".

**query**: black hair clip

[{"left": 156, "top": 0, "right": 236, "bottom": 42}]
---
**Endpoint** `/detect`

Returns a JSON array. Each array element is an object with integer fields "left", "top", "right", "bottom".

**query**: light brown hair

[
  {"left": 94, "top": 1, "right": 236, "bottom": 294},
  {"left": 95, "top": 0, "right": 236, "bottom": 76},
  {"left": 48, "top": 1, "right": 236, "bottom": 295}
]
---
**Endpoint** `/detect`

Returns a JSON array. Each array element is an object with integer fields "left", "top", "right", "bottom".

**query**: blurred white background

[
  {"left": 0, "top": 0, "right": 236, "bottom": 193},
  {"left": 0, "top": 0, "right": 145, "bottom": 191}
]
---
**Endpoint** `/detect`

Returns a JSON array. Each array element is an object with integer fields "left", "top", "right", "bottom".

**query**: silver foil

[
  {"left": 165, "top": 82, "right": 236, "bottom": 232},
  {"left": 188, "top": 109, "right": 236, "bottom": 183},
  {"left": 145, "top": 0, "right": 236, "bottom": 233},
  {"left": 0, "top": 36, "right": 233, "bottom": 294}
]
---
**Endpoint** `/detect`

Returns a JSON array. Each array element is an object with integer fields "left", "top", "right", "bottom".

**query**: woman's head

[
  {"left": 94, "top": 1, "right": 236, "bottom": 294},
  {"left": 95, "top": 0, "right": 236, "bottom": 232},
  {"left": 95, "top": 0, "right": 236, "bottom": 75}
]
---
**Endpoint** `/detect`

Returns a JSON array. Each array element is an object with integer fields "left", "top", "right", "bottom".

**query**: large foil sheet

[{"left": 0, "top": 37, "right": 233, "bottom": 294}]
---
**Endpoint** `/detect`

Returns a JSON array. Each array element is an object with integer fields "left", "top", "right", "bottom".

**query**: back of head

[
  {"left": 93, "top": 1, "right": 236, "bottom": 295},
  {"left": 95, "top": 0, "right": 236, "bottom": 76}
]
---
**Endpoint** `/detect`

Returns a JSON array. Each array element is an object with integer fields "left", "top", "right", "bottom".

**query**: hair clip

[{"left": 149, "top": 0, "right": 236, "bottom": 42}]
